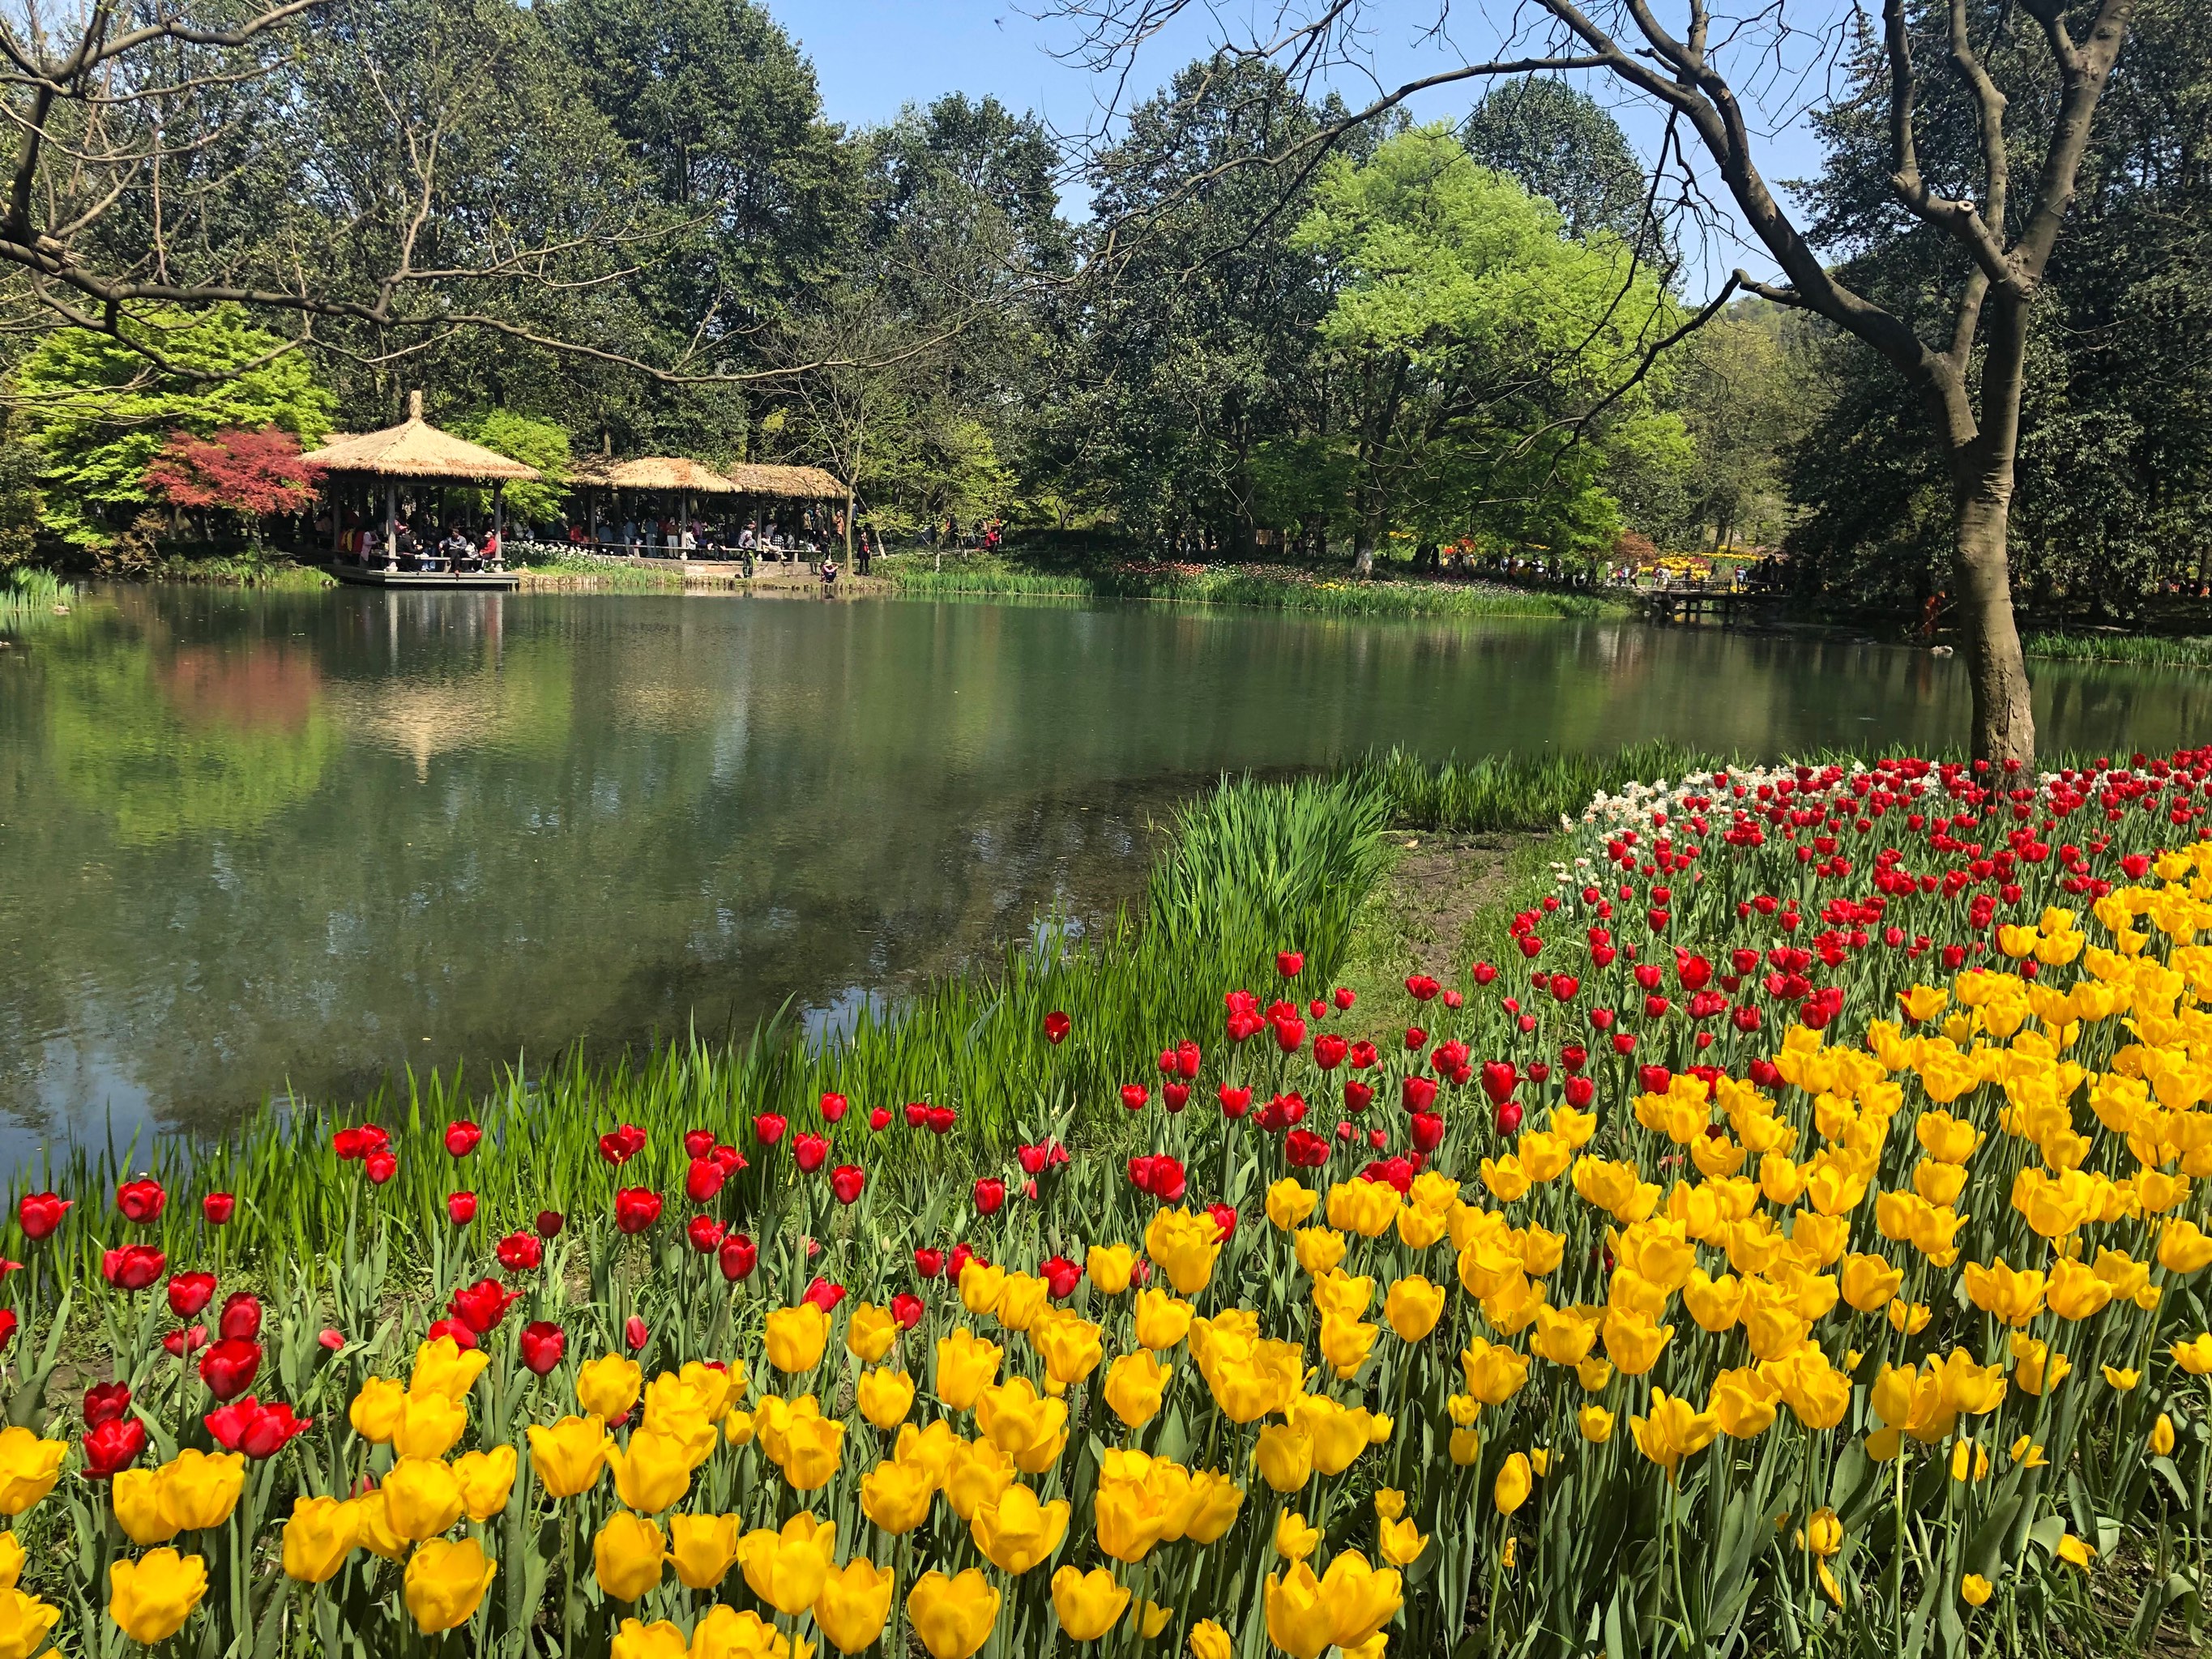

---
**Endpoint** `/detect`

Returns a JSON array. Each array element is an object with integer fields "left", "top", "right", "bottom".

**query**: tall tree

[
  {"left": 1462, "top": 76, "right": 1648, "bottom": 241},
  {"left": 1040, "top": 0, "right": 2144, "bottom": 764}
]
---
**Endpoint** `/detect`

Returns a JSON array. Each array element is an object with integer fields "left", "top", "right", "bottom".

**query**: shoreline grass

[
  {"left": 878, "top": 555, "right": 1621, "bottom": 621},
  {"left": 2024, "top": 629, "right": 2212, "bottom": 667}
]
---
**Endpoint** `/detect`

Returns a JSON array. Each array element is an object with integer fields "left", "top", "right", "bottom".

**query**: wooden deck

[{"left": 330, "top": 565, "right": 521, "bottom": 591}]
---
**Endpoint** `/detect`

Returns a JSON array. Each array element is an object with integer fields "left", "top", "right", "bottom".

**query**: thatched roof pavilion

[
  {"left": 302, "top": 391, "right": 541, "bottom": 484},
  {"left": 565, "top": 454, "right": 849, "bottom": 559},
  {"left": 726, "top": 463, "right": 847, "bottom": 500}
]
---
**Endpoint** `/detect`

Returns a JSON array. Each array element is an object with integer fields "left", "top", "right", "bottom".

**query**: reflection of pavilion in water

[{"left": 324, "top": 594, "right": 549, "bottom": 779}]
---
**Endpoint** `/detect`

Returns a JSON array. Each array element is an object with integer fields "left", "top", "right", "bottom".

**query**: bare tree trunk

[{"left": 1950, "top": 465, "right": 2036, "bottom": 766}]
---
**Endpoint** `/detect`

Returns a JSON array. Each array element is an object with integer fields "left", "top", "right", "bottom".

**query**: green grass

[
  {"left": 1350, "top": 740, "right": 1709, "bottom": 832},
  {"left": 152, "top": 551, "right": 335, "bottom": 589},
  {"left": 21, "top": 770, "right": 1398, "bottom": 1295},
  {"left": 2024, "top": 629, "right": 2212, "bottom": 667},
  {"left": 512, "top": 544, "right": 688, "bottom": 591},
  {"left": 878, "top": 556, "right": 1621, "bottom": 621},
  {"left": 0, "top": 565, "right": 71, "bottom": 625}
]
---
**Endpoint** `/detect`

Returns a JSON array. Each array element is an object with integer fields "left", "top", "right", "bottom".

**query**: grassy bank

[
  {"left": 2025, "top": 629, "right": 2212, "bottom": 667},
  {"left": 879, "top": 552, "right": 1621, "bottom": 621}
]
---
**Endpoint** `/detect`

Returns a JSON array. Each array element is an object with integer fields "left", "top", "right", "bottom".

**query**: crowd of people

[
  {"left": 562, "top": 510, "right": 883, "bottom": 578},
  {"left": 322, "top": 510, "right": 504, "bottom": 573}
]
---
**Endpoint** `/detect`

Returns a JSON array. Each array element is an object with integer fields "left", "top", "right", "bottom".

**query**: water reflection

[{"left": 2, "top": 583, "right": 2208, "bottom": 1155}]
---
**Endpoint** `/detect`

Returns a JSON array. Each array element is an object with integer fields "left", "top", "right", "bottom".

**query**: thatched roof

[
  {"left": 570, "top": 456, "right": 741, "bottom": 494},
  {"left": 725, "top": 463, "right": 848, "bottom": 500},
  {"left": 301, "top": 391, "right": 541, "bottom": 484}
]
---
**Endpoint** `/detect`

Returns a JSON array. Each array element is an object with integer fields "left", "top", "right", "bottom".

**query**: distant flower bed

[{"left": 6, "top": 750, "right": 2212, "bottom": 1656}]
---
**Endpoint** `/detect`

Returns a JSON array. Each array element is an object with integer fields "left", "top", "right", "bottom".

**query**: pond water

[{"left": 4, "top": 583, "right": 2207, "bottom": 1154}]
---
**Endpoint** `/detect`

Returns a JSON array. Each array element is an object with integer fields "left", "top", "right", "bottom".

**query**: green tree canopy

[
  {"left": 13, "top": 308, "right": 334, "bottom": 547},
  {"left": 451, "top": 412, "right": 573, "bottom": 527}
]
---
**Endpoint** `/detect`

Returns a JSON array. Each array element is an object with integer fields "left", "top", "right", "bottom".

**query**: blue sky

[{"left": 761, "top": 1, "right": 1837, "bottom": 295}]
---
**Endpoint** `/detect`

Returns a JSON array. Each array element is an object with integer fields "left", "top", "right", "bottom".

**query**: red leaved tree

[{"left": 142, "top": 426, "right": 326, "bottom": 542}]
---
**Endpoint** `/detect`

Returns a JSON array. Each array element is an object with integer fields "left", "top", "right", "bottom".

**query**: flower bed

[{"left": 5, "top": 749, "right": 2212, "bottom": 1657}]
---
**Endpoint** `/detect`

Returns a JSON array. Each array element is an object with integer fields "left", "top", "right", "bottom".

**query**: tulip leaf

[
  {"left": 2150, "top": 1455, "right": 2190, "bottom": 1508},
  {"left": 1962, "top": 1495, "right": 2023, "bottom": 1580},
  {"left": 2026, "top": 1512, "right": 2069, "bottom": 1555}
]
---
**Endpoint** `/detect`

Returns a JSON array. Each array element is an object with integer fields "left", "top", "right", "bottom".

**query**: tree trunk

[{"left": 1949, "top": 463, "right": 2036, "bottom": 766}]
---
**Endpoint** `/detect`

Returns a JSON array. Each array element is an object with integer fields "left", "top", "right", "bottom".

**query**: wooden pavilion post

[{"left": 382, "top": 479, "right": 397, "bottom": 570}]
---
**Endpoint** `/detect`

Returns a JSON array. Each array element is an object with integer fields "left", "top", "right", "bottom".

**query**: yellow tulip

[
  {"left": 1051, "top": 1566, "right": 1131, "bottom": 1641},
  {"left": 1145, "top": 1208, "right": 1223, "bottom": 1294},
  {"left": 1087, "top": 1243, "right": 1138, "bottom": 1294},
  {"left": 348, "top": 1376, "right": 406, "bottom": 1444},
  {"left": 404, "top": 1537, "right": 495, "bottom": 1634},
  {"left": 934, "top": 1329, "right": 1003, "bottom": 1410},
  {"left": 0, "top": 1589, "right": 58, "bottom": 1659},
  {"left": 2173, "top": 1333, "right": 2212, "bottom": 1375},
  {"left": 1189, "top": 1618, "right": 1235, "bottom": 1659},
  {"left": 970, "top": 1482, "right": 1069, "bottom": 1574},
  {"left": 352, "top": 1491, "right": 410, "bottom": 1561},
  {"left": 0, "top": 1528, "right": 25, "bottom": 1589},
  {"left": 527, "top": 1415, "right": 611, "bottom": 1499},
  {"left": 959, "top": 1260, "right": 1006, "bottom": 1317},
  {"left": 1838, "top": 1253, "right": 1904, "bottom": 1313},
  {"left": 1255, "top": 1424, "right": 1314, "bottom": 1492},
  {"left": 2046, "top": 1257, "right": 2116, "bottom": 1321},
  {"left": 738, "top": 1512, "right": 837, "bottom": 1615},
  {"left": 107, "top": 1548, "right": 208, "bottom": 1644},
  {"left": 766, "top": 1303, "right": 832, "bottom": 1373},
  {"left": 1262, "top": 1552, "right": 1402, "bottom": 1659},
  {"left": 1104, "top": 1350, "right": 1172, "bottom": 1427},
  {"left": 2152, "top": 1414, "right": 2177, "bottom": 1456},
  {"left": 857, "top": 1367, "right": 916, "bottom": 1432},
  {"left": 1178, "top": 1469, "right": 1245, "bottom": 1544},
  {"left": 1459, "top": 1337, "right": 1531, "bottom": 1405},
  {"left": 2159, "top": 1218, "right": 2212, "bottom": 1274},
  {"left": 113, "top": 1469, "right": 180, "bottom": 1546},
  {"left": 860, "top": 1457, "right": 937, "bottom": 1534},
  {"left": 2103, "top": 1365, "right": 2140, "bottom": 1392},
  {"left": 1450, "top": 1427, "right": 1481, "bottom": 1465},
  {"left": 1961, "top": 1572, "right": 1993, "bottom": 1607},
  {"left": 942, "top": 1437, "right": 1015, "bottom": 1523},
  {"left": 1578, "top": 1405, "right": 1615, "bottom": 1443},
  {"left": 1802, "top": 1508, "right": 1843, "bottom": 1556},
  {"left": 576, "top": 1354, "right": 643, "bottom": 1421},
  {"left": 1319, "top": 1310, "right": 1380, "bottom": 1379},
  {"left": 997, "top": 1273, "right": 1049, "bottom": 1333},
  {"left": 847, "top": 1303, "right": 898, "bottom": 1363},
  {"left": 1630, "top": 1388, "right": 1721, "bottom": 1482},
  {"left": 668, "top": 1512, "right": 743, "bottom": 1591},
  {"left": 378, "top": 1457, "right": 463, "bottom": 1542},
  {"left": 1708, "top": 1367, "right": 1781, "bottom": 1440},
  {"left": 593, "top": 1512, "right": 667, "bottom": 1602},
  {"left": 1095, "top": 1448, "right": 1178, "bottom": 1562},
  {"left": 1133, "top": 1288, "right": 1195, "bottom": 1351},
  {"left": 391, "top": 1391, "right": 468, "bottom": 1460},
  {"left": 773, "top": 1414, "right": 847, "bottom": 1491},
  {"left": 813, "top": 1555, "right": 896, "bottom": 1654},
  {"left": 2056, "top": 1533, "right": 2096, "bottom": 1570},
  {"left": 1131, "top": 1600, "right": 1172, "bottom": 1638},
  {"left": 975, "top": 1378, "right": 1067, "bottom": 1473},
  {"left": 1493, "top": 1451, "right": 1532, "bottom": 1514},
  {"left": 1600, "top": 1308, "right": 1673, "bottom": 1376},
  {"left": 691, "top": 1606, "right": 800, "bottom": 1659},
  {"left": 907, "top": 1568, "right": 1001, "bottom": 1659},
  {"left": 280, "top": 1495, "right": 359, "bottom": 1584},
  {"left": 1327, "top": 1179, "right": 1401, "bottom": 1238},
  {"left": 453, "top": 1447, "right": 517, "bottom": 1522},
  {"left": 409, "top": 1337, "right": 489, "bottom": 1402},
  {"left": 1266, "top": 1179, "right": 1319, "bottom": 1230},
  {"left": 1383, "top": 1276, "right": 1445, "bottom": 1341},
  {"left": 0, "top": 1431, "right": 59, "bottom": 1522},
  {"left": 1378, "top": 1516, "right": 1428, "bottom": 1565},
  {"left": 1274, "top": 1509, "right": 1320, "bottom": 1561},
  {"left": 1031, "top": 1310, "right": 1106, "bottom": 1388},
  {"left": 157, "top": 1449, "right": 246, "bottom": 1532},
  {"left": 611, "top": 1619, "right": 689, "bottom": 1659},
  {"left": 1294, "top": 1226, "right": 1347, "bottom": 1277}
]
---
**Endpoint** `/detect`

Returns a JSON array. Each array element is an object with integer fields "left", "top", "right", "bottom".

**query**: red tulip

[
  {"left": 869, "top": 1107, "right": 894, "bottom": 1132},
  {"left": 1563, "top": 1075, "right": 1595, "bottom": 1108},
  {"left": 914, "top": 1247, "right": 945, "bottom": 1279},
  {"left": 199, "top": 1337, "right": 261, "bottom": 1401},
  {"left": 903, "top": 1101, "right": 930, "bottom": 1128},
  {"left": 85, "top": 1380, "right": 131, "bottom": 1426},
  {"left": 717, "top": 1234, "right": 758, "bottom": 1282},
  {"left": 623, "top": 1316, "right": 649, "bottom": 1353},
  {"left": 102, "top": 1245, "right": 165, "bottom": 1292},
  {"left": 685, "top": 1158, "right": 726, "bottom": 1204},
  {"left": 424, "top": 1318, "right": 478, "bottom": 1350},
  {"left": 711, "top": 1143, "right": 748, "bottom": 1176},
  {"left": 1495, "top": 1100, "right": 1524, "bottom": 1135},
  {"left": 116, "top": 1179, "right": 165, "bottom": 1226},
  {"left": 519, "top": 1320, "right": 566, "bottom": 1375},
  {"left": 1401, "top": 1077, "right": 1438, "bottom": 1112},
  {"left": 1040, "top": 1256, "right": 1083, "bottom": 1299},
  {"left": 364, "top": 1150, "right": 397, "bottom": 1185},
  {"left": 753, "top": 1113, "right": 788, "bottom": 1146},
  {"left": 1218, "top": 1085, "right": 1252, "bottom": 1119},
  {"left": 1120, "top": 1085, "right": 1149, "bottom": 1112},
  {"left": 831, "top": 1165, "right": 866, "bottom": 1205},
  {"left": 802, "top": 1277, "right": 847, "bottom": 1312},
  {"left": 948, "top": 1243, "right": 981, "bottom": 1281},
  {"left": 1408, "top": 1111, "right": 1445, "bottom": 1153},
  {"left": 819, "top": 1091, "right": 851, "bottom": 1123},
  {"left": 891, "top": 1292, "right": 925, "bottom": 1328},
  {"left": 1344, "top": 1080, "right": 1373, "bottom": 1113},
  {"left": 167, "top": 1272, "right": 216, "bottom": 1320},
  {"left": 496, "top": 1232, "right": 544, "bottom": 1272},
  {"left": 162, "top": 1325, "right": 208, "bottom": 1357},
  {"left": 535, "top": 1209, "right": 565, "bottom": 1239},
  {"left": 16, "top": 1192, "right": 70, "bottom": 1240},
  {"left": 219, "top": 1292, "right": 263, "bottom": 1341},
  {"left": 684, "top": 1128, "right": 715, "bottom": 1159},
  {"left": 446, "top": 1192, "right": 478, "bottom": 1226},
  {"left": 1206, "top": 1202, "right": 1238, "bottom": 1242},
  {"left": 447, "top": 1277, "right": 516, "bottom": 1335},
  {"left": 973, "top": 1178, "right": 1006, "bottom": 1215},
  {"left": 1126, "top": 1154, "right": 1188, "bottom": 1203},
  {"left": 793, "top": 1132, "right": 830, "bottom": 1174},
  {"left": 599, "top": 1124, "right": 647, "bottom": 1165},
  {"left": 442, "top": 1120, "right": 484, "bottom": 1158},
  {"left": 1472, "top": 961, "right": 1497, "bottom": 985},
  {"left": 82, "top": 1415, "right": 147, "bottom": 1478},
  {"left": 1313, "top": 1034, "right": 1348, "bottom": 1071},
  {"left": 614, "top": 1188, "right": 663, "bottom": 1235},
  {"left": 1283, "top": 1128, "right": 1330, "bottom": 1168},
  {"left": 201, "top": 1193, "right": 236, "bottom": 1226},
  {"left": 1480, "top": 1062, "right": 1518, "bottom": 1104},
  {"left": 686, "top": 1216, "right": 726, "bottom": 1254},
  {"left": 1272, "top": 1015, "right": 1306, "bottom": 1054},
  {"left": 1334, "top": 986, "right": 1357, "bottom": 1010},
  {"left": 205, "top": 1397, "right": 312, "bottom": 1459},
  {"left": 1160, "top": 1082, "right": 1187, "bottom": 1112},
  {"left": 318, "top": 1328, "right": 345, "bottom": 1351},
  {"left": 1044, "top": 1010, "right": 1070, "bottom": 1044},
  {"left": 1405, "top": 974, "right": 1441, "bottom": 1001},
  {"left": 1275, "top": 951, "right": 1305, "bottom": 978}
]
